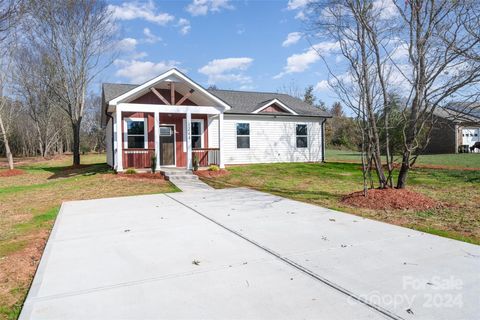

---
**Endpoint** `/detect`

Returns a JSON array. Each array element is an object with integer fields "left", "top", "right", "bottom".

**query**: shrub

[
  {"left": 151, "top": 154, "right": 157, "bottom": 173},
  {"left": 208, "top": 165, "right": 220, "bottom": 171},
  {"left": 124, "top": 168, "right": 137, "bottom": 174},
  {"left": 193, "top": 155, "right": 199, "bottom": 171}
]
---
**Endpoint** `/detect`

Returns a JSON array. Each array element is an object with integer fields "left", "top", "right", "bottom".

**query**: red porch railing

[
  {"left": 192, "top": 148, "right": 220, "bottom": 167},
  {"left": 123, "top": 149, "right": 155, "bottom": 169}
]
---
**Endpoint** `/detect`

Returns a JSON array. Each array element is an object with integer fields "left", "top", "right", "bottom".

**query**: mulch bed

[
  {"left": 0, "top": 169, "right": 25, "bottom": 177},
  {"left": 194, "top": 169, "right": 230, "bottom": 178},
  {"left": 341, "top": 188, "right": 439, "bottom": 211},
  {"left": 117, "top": 172, "right": 166, "bottom": 180}
]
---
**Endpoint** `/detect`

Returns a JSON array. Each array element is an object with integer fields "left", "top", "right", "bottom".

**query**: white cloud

[
  {"left": 117, "top": 38, "right": 138, "bottom": 52},
  {"left": 372, "top": 0, "right": 397, "bottom": 20},
  {"left": 275, "top": 41, "right": 339, "bottom": 78},
  {"left": 282, "top": 32, "right": 302, "bottom": 47},
  {"left": 287, "top": 0, "right": 310, "bottom": 10},
  {"left": 314, "top": 80, "right": 330, "bottom": 92},
  {"left": 177, "top": 18, "right": 191, "bottom": 35},
  {"left": 198, "top": 57, "right": 253, "bottom": 84},
  {"left": 108, "top": 1, "right": 175, "bottom": 25},
  {"left": 143, "top": 28, "right": 161, "bottom": 43},
  {"left": 114, "top": 59, "right": 181, "bottom": 83},
  {"left": 186, "top": 0, "right": 234, "bottom": 16}
]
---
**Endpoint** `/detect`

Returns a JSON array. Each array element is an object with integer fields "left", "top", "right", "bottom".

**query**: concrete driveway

[{"left": 20, "top": 188, "right": 480, "bottom": 320}]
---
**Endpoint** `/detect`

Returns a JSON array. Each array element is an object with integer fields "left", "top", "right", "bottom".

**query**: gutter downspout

[
  {"left": 321, "top": 118, "right": 327, "bottom": 162},
  {"left": 105, "top": 106, "right": 115, "bottom": 168}
]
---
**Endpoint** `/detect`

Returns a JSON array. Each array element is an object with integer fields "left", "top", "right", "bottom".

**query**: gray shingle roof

[
  {"left": 207, "top": 89, "right": 330, "bottom": 117},
  {"left": 102, "top": 83, "right": 138, "bottom": 103},
  {"left": 433, "top": 104, "right": 480, "bottom": 124},
  {"left": 102, "top": 83, "right": 331, "bottom": 118}
]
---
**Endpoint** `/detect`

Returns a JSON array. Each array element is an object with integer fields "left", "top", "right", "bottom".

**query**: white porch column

[
  {"left": 186, "top": 111, "right": 192, "bottom": 169},
  {"left": 115, "top": 109, "right": 123, "bottom": 172},
  {"left": 154, "top": 111, "right": 161, "bottom": 170},
  {"left": 218, "top": 112, "right": 225, "bottom": 169}
]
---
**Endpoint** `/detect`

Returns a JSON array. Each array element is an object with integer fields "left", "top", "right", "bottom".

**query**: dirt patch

[
  {"left": 341, "top": 188, "right": 439, "bottom": 211},
  {"left": 0, "top": 229, "right": 49, "bottom": 308},
  {"left": 116, "top": 172, "right": 166, "bottom": 180},
  {"left": 194, "top": 169, "right": 230, "bottom": 178},
  {"left": 0, "top": 169, "right": 25, "bottom": 177},
  {"left": 411, "top": 164, "right": 480, "bottom": 171}
]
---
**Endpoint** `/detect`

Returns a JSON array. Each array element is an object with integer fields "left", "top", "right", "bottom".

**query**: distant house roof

[
  {"left": 433, "top": 103, "right": 480, "bottom": 124},
  {"left": 101, "top": 83, "right": 330, "bottom": 118}
]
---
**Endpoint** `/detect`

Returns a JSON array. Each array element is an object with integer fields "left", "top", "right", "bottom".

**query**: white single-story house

[{"left": 101, "top": 68, "right": 331, "bottom": 171}]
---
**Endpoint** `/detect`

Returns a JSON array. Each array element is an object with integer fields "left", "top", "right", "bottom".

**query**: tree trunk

[
  {"left": 72, "top": 119, "right": 81, "bottom": 166},
  {"left": 0, "top": 113, "right": 14, "bottom": 170},
  {"left": 397, "top": 150, "right": 411, "bottom": 189}
]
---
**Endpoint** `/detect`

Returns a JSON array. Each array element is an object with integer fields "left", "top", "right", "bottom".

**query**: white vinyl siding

[
  {"left": 207, "top": 115, "right": 219, "bottom": 148},
  {"left": 223, "top": 115, "right": 323, "bottom": 164},
  {"left": 106, "top": 118, "right": 113, "bottom": 166}
]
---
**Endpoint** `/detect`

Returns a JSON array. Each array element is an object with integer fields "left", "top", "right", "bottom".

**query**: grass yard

[
  {"left": 327, "top": 149, "right": 480, "bottom": 169},
  {"left": 202, "top": 162, "right": 480, "bottom": 246},
  {"left": 0, "top": 154, "right": 177, "bottom": 320}
]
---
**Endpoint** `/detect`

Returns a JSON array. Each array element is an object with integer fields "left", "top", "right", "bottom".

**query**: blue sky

[{"left": 101, "top": 0, "right": 340, "bottom": 106}]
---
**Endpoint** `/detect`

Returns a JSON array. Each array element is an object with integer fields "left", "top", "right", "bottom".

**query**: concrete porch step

[
  {"left": 167, "top": 175, "right": 199, "bottom": 181},
  {"left": 160, "top": 168, "right": 198, "bottom": 181}
]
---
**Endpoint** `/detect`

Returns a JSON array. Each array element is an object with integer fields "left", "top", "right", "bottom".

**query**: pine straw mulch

[
  {"left": 116, "top": 172, "right": 166, "bottom": 181},
  {"left": 0, "top": 169, "right": 25, "bottom": 177},
  {"left": 0, "top": 229, "right": 49, "bottom": 308},
  {"left": 194, "top": 169, "right": 230, "bottom": 178},
  {"left": 341, "top": 188, "right": 441, "bottom": 211}
]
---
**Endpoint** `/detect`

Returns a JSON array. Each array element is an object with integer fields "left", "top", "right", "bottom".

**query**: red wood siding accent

[
  {"left": 161, "top": 114, "right": 208, "bottom": 167},
  {"left": 260, "top": 103, "right": 287, "bottom": 113},
  {"left": 122, "top": 112, "right": 154, "bottom": 168},
  {"left": 132, "top": 89, "right": 197, "bottom": 106},
  {"left": 121, "top": 112, "right": 209, "bottom": 168}
]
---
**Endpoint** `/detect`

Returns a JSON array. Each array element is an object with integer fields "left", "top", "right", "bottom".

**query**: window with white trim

[
  {"left": 296, "top": 124, "right": 308, "bottom": 148},
  {"left": 183, "top": 119, "right": 204, "bottom": 151},
  {"left": 191, "top": 121, "right": 202, "bottom": 149},
  {"left": 126, "top": 119, "right": 146, "bottom": 148},
  {"left": 236, "top": 123, "right": 250, "bottom": 148}
]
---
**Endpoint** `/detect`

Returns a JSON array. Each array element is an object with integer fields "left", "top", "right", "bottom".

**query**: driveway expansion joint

[{"left": 165, "top": 193, "right": 405, "bottom": 320}]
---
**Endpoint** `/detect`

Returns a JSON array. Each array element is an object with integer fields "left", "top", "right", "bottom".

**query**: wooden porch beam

[
  {"left": 176, "top": 89, "right": 195, "bottom": 106},
  {"left": 150, "top": 87, "right": 170, "bottom": 105},
  {"left": 170, "top": 82, "right": 175, "bottom": 105}
]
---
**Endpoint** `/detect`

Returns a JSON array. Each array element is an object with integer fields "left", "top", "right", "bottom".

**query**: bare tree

[
  {"left": 308, "top": 0, "right": 390, "bottom": 189},
  {"left": 0, "top": 86, "right": 15, "bottom": 169},
  {"left": 0, "top": 0, "right": 20, "bottom": 169},
  {"left": 14, "top": 49, "right": 64, "bottom": 157},
  {"left": 393, "top": 0, "right": 480, "bottom": 188},
  {"left": 277, "top": 79, "right": 303, "bottom": 99},
  {"left": 27, "top": 0, "right": 116, "bottom": 166}
]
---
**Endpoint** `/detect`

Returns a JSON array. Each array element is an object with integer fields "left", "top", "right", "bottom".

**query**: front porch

[
  {"left": 105, "top": 69, "right": 231, "bottom": 172},
  {"left": 114, "top": 108, "right": 224, "bottom": 171}
]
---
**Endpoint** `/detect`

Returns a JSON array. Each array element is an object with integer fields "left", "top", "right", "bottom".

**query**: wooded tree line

[
  {"left": 0, "top": 0, "right": 115, "bottom": 168},
  {"left": 306, "top": 0, "right": 480, "bottom": 189}
]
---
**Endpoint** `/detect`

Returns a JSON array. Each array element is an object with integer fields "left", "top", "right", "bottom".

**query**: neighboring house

[
  {"left": 101, "top": 68, "right": 330, "bottom": 171},
  {"left": 425, "top": 104, "right": 480, "bottom": 154}
]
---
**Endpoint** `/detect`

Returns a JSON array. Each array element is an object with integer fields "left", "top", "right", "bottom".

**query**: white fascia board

[
  {"left": 252, "top": 98, "right": 298, "bottom": 115},
  {"left": 109, "top": 69, "right": 231, "bottom": 110},
  {"left": 117, "top": 103, "right": 222, "bottom": 115}
]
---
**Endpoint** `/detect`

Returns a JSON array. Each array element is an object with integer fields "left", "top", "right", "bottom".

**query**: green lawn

[
  {"left": 202, "top": 162, "right": 480, "bottom": 245},
  {"left": 326, "top": 149, "right": 480, "bottom": 168},
  {"left": 0, "top": 154, "right": 177, "bottom": 320}
]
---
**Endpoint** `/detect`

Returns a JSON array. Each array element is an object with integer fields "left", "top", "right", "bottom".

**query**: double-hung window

[
  {"left": 191, "top": 121, "right": 202, "bottom": 149},
  {"left": 183, "top": 119, "right": 204, "bottom": 151},
  {"left": 296, "top": 124, "right": 308, "bottom": 148},
  {"left": 236, "top": 123, "right": 250, "bottom": 148},
  {"left": 126, "top": 119, "right": 146, "bottom": 148}
]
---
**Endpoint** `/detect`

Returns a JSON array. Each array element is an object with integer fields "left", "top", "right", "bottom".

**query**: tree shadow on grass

[{"left": 41, "top": 163, "right": 112, "bottom": 180}]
